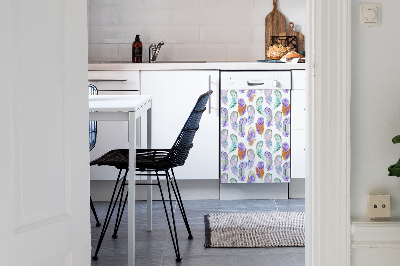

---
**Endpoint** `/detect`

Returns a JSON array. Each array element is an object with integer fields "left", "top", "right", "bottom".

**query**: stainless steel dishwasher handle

[
  {"left": 247, "top": 81, "right": 264, "bottom": 86},
  {"left": 208, "top": 75, "right": 211, "bottom": 114}
]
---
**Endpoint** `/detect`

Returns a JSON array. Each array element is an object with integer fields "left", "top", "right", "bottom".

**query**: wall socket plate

[{"left": 368, "top": 194, "right": 391, "bottom": 219}]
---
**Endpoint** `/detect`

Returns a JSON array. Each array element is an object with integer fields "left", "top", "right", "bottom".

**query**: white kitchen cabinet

[
  {"left": 88, "top": 71, "right": 141, "bottom": 180},
  {"left": 141, "top": 70, "right": 219, "bottom": 180},
  {"left": 291, "top": 70, "right": 306, "bottom": 179}
]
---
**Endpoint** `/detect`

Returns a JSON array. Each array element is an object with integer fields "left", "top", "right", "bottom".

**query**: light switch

[{"left": 359, "top": 3, "right": 381, "bottom": 26}]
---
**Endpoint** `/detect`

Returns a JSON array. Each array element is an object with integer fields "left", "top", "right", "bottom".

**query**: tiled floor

[{"left": 91, "top": 199, "right": 305, "bottom": 266}]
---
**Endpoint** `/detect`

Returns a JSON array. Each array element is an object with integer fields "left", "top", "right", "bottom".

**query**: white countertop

[{"left": 89, "top": 62, "right": 306, "bottom": 71}]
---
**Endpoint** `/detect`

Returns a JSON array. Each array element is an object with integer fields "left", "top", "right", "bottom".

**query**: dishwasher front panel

[{"left": 220, "top": 71, "right": 291, "bottom": 184}]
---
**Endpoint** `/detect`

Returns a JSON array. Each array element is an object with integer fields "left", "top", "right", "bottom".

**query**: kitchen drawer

[
  {"left": 291, "top": 90, "right": 306, "bottom": 130},
  {"left": 88, "top": 71, "right": 140, "bottom": 91},
  {"left": 292, "top": 70, "right": 306, "bottom": 90},
  {"left": 291, "top": 129, "right": 306, "bottom": 179},
  {"left": 220, "top": 71, "right": 291, "bottom": 90}
]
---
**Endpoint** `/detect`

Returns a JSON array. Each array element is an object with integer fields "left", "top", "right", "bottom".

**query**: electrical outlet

[{"left": 368, "top": 194, "right": 391, "bottom": 219}]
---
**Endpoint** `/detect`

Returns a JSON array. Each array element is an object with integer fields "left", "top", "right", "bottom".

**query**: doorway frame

[{"left": 306, "top": 0, "right": 351, "bottom": 265}]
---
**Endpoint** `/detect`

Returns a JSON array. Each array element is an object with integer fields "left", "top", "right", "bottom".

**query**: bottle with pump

[{"left": 132, "top": 35, "right": 142, "bottom": 63}]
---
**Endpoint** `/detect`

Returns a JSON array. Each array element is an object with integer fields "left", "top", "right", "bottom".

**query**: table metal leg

[
  {"left": 128, "top": 112, "right": 136, "bottom": 266},
  {"left": 147, "top": 105, "right": 153, "bottom": 232}
]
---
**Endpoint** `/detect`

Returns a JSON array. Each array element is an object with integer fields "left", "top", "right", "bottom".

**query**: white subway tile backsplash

[
  {"left": 200, "top": 26, "right": 252, "bottom": 44},
  {"left": 173, "top": 44, "right": 226, "bottom": 61},
  {"left": 91, "top": 7, "right": 118, "bottom": 26},
  {"left": 227, "top": 43, "right": 264, "bottom": 61},
  {"left": 227, "top": 8, "right": 267, "bottom": 26},
  {"left": 173, "top": 8, "right": 226, "bottom": 26},
  {"left": 91, "top": 0, "right": 146, "bottom": 8},
  {"left": 119, "top": 8, "right": 173, "bottom": 26},
  {"left": 87, "top": 0, "right": 305, "bottom": 62},
  {"left": 91, "top": 26, "right": 146, "bottom": 43},
  {"left": 91, "top": 44, "right": 119, "bottom": 61},
  {"left": 146, "top": 0, "right": 199, "bottom": 9},
  {"left": 147, "top": 26, "right": 199, "bottom": 44}
]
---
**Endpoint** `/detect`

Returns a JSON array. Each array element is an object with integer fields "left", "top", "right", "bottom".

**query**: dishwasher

[{"left": 220, "top": 71, "right": 291, "bottom": 184}]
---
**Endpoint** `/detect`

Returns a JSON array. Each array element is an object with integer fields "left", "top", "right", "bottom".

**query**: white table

[{"left": 89, "top": 95, "right": 152, "bottom": 266}]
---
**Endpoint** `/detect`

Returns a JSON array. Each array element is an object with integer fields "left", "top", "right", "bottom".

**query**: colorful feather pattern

[
  {"left": 273, "top": 90, "right": 282, "bottom": 109},
  {"left": 221, "top": 90, "right": 228, "bottom": 106},
  {"left": 256, "top": 97, "right": 263, "bottom": 115},
  {"left": 274, "top": 155, "right": 283, "bottom": 176},
  {"left": 247, "top": 171, "right": 256, "bottom": 183},
  {"left": 264, "top": 151, "right": 273, "bottom": 171},
  {"left": 256, "top": 117, "right": 265, "bottom": 135},
  {"left": 229, "top": 90, "right": 238, "bottom": 109},
  {"left": 273, "top": 134, "right": 282, "bottom": 153},
  {"left": 238, "top": 142, "right": 246, "bottom": 160},
  {"left": 264, "top": 129, "right": 273, "bottom": 151},
  {"left": 230, "top": 178, "right": 237, "bottom": 183},
  {"left": 246, "top": 127, "right": 256, "bottom": 146},
  {"left": 221, "top": 173, "right": 228, "bottom": 183},
  {"left": 229, "top": 134, "right": 238, "bottom": 153},
  {"left": 221, "top": 107, "right": 228, "bottom": 127},
  {"left": 220, "top": 129, "right": 228, "bottom": 150},
  {"left": 256, "top": 161, "right": 264, "bottom": 179},
  {"left": 247, "top": 90, "right": 256, "bottom": 102},
  {"left": 264, "top": 107, "right": 273, "bottom": 127},
  {"left": 247, "top": 149, "right": 255, "bottom": 169},
  {"left": 238, "top": 98, "right": 246, "bottom": 116},
  {"left": 238, "top": 162, "right": 247, "bottom": 182},
  {"left": 282, "top": 117, "right": 290, "bottom": 137},
  {"left": 283, "top": 161, "right": 290, "bottom": 181},
  {"left": 221, "top": 151, "right": 229, "bottom": 171},
  {"left": 230, "top": 111, "right": 238, "bottom": 132},
  {"left": 230, "top": 155, "right": 238, "bottom": 176},
  {"left": 265, "top": 173, "right": 272, "bottom": 183},
  {"left": 282, "top": 142, "right": 290, "bottom": 161},
  {"left": 274, "top": 111, "right": 283, "bottom": 132},
  {"left": 282, "top": 98, "right": 290, "bottom": 116},
  {"left": 238, "top": 117, "right": 247, "bottom": 137},
  {"left": 247, "top": 105, "right": 255, "bottom": 125},
  {"left": 256, "top": 141, "right": 266, "bottom": 160},
  {"left": 265, "top": 89, "right": 273, "bottom": 106},
  {"left": 274, "top": 178, "right": 281, "bottom": 183}
]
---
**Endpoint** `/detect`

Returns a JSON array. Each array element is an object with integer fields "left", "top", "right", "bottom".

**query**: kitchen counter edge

[{"left": 89, "top": 62, "right": 306, "bottom": 71}]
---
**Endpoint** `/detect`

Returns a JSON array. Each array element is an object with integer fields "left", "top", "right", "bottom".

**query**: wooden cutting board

[
  {"left": 265, "top": 0, "right": 286, "bottom": 59},
  {"left": 279, "top": 22, "right": 304, "bottom": 52}
]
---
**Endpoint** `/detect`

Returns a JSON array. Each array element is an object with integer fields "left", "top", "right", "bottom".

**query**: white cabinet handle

[
  {"left": 208, "top": 75, "right": 212, "bottom": 114},
  {"left": 272, "top": 80, "right": 280, "bottom": 87}
]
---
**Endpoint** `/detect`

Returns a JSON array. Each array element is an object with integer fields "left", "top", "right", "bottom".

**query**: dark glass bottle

[{"left": 132, "top": 35, "right": 142, "bottom": 63}]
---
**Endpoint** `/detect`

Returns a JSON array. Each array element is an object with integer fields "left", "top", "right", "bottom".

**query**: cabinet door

[
  {"left": 141, "top": 70, "right": 219, "bottom": 180},
  {"left": 291, "top": 90, "right": 306, "bottom": 130},
  {"left": 291, "top": 129, "right": 306, "bottom": 178}
]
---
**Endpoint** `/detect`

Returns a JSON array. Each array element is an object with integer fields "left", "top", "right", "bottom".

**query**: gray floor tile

[{"left": 91, "top": 199, "right": 305, "bottom": 266}]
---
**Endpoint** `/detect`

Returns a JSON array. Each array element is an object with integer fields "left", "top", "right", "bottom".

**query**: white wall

[
  {"left": 87, "top": 0, "right": 305, "bottom": 62},
  {"left": 351, "top": 1, "right": 400, "bottom": 264},
  {"left": 351, "top": 0, "right": 400, "bottom": 220}
]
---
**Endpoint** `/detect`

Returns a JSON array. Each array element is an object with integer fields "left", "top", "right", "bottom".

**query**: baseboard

[
  {"left": 289, "top": 178, "right": 305, "bottom": 198},
  {"left": 351, "top": 220, "right": 400, "bottom": 266},
  {"left": 220, "top": 183, "right": 288, "bottom": 200}
]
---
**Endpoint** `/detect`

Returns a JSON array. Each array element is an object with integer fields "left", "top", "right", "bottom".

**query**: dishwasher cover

[{"left": 220, "top": 85, "right": 290, "bottom": 184}]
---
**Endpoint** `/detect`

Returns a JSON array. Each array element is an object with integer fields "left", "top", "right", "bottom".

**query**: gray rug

[{"left": 204, "top": 212, "right": 305, "bottom": 248}]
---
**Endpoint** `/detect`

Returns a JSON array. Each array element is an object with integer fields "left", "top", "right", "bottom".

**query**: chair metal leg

[
  {"left": 92, "top": 169, "right": 128, "bottom": 261},
  {"left": 156, "top": 171, "right": 182, "bottom": 262},
  {"left": 112, "top": 178, "right": 128, "bottom": 239},
  {"left": 168, "top": 169, "right": 193, "bottom": 239},
  {"left": 90, "top": 196, "right": 101, "bottom": 227}
]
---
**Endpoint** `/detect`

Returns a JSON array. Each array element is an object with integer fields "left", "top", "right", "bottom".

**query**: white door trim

[{"left": 306, "top": 0, "right": 351, "bottom": 265}]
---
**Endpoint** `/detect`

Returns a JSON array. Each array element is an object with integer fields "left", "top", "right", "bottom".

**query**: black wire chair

[
  {"left": 90, "top": 90, "right": 213, "bottom": 262},
  {"left": 89, "top": 84, "right": 101, "bottom": 227}
]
